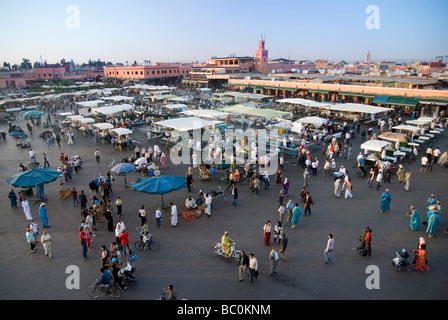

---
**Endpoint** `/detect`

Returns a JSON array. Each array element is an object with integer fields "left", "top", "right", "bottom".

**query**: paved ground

[{"left": 0, "top": 113, "right": 447, "bottom": 301}]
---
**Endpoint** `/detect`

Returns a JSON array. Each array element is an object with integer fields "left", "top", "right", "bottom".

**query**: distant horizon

[{"left": 1, "top": 0, "right": 447, "bottom": 66}]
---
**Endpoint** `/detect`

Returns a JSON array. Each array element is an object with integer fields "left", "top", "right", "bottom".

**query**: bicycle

[
  {"left": 86, "top": 278, "right": 123, "bottom": 299},
  {"left": 134, "top": 227, "right": 160, "bottom": 251}
]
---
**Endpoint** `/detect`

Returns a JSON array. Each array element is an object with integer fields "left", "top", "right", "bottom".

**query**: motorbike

[
  {"left": 209, "top": 187, "right": 228, "bottom": 202},
  {"left": 214, "top": 242, "right": 241, "bottom": 261}
]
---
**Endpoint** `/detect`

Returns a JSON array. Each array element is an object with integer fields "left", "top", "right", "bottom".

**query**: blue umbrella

[
  {"left": 7, "top": 168, "right": 61, "bottom": 188},
  {"left": 131, "top": 175, "right": 186, "bottom": 206},
  {"left": 22, "top": 110, "right": 45, "bottom": 118},
  {"left": 9, "top": 131, "right": 23, "bottom": 137},
  {"left": 110, "top": 163, "right": 136, "bottom": 187}
]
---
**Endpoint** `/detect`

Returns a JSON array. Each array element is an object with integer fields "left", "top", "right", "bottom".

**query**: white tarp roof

[
  {"left": 277, "top": 98, "right": 332, "bottom": 109},
  {"left": 93, "top": 123, "right": 114, "bottom": 130},
  {"left": 67, "top": 115, "right": 85, "bottom": 121},
  {"left": 75, "top": 100, "right": 105, "bottom": 108},
  {"left": 102, "top": 96, "right": 134, "bottom": 102},
  {"left": 180, "top": 109, "right": 229, "bottom": 119},
  {"left": 111, "top": 128, "right": 133, "bottom": 136},
  {"left": 155, "top": 117, "right": 223, "bottom": 132},
  {"left": 406, "top": 117, "right": 434, "bottom": 126},
  {"left": 292, "top": 116, "right": 328, "bottom": 128},
  {"left": 392, "top": 124, "right": 421, "bottom": 132},
  {"left": 361, "top": 140, "right": 391, "bottom": 152},
  {"left": 78, "top": 117, "right": 95, "bottom": 124},
  {"left": 329, "top": 103, "right": 390, "bottom": 114},
  {"left": 91, "top": 104, "right": 133, "bottom": 115}
]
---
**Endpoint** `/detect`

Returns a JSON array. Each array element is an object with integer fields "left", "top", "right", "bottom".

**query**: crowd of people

[{"left": 4, "top": 97, "right": 447, "bottom": 300}]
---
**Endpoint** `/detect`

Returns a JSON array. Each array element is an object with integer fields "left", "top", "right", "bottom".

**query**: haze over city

[{"left": 1, "top": 0, "right": 447, "bottom": 65}]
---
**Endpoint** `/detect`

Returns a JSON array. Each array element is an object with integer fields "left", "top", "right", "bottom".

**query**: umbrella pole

[{"left": 124, "top": 176, "right": 128, "bottom": 188}]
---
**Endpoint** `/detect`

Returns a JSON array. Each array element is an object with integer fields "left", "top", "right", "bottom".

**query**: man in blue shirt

[{"left": 96, "top": 266, "right": 112, "bottom": 286}]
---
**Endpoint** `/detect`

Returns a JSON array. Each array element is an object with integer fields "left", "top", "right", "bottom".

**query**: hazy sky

[{"left": 1, "top": 0, "right": 447, "bottom": 65}]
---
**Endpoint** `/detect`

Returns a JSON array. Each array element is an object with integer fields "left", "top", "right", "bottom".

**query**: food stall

[
  {"left": 110, "top": 128, "right": 133, "bottom": 151},
  {"left": 360, "top": 139, "right": 394, "bottom": 164},
  {"left": 93, "top": 123, "right": 115, "bottom": 143}
]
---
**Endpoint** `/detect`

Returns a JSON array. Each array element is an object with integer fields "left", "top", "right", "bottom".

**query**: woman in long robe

[
  {"left": 290, "top": 205, "right": 302, "bottom": 229},
  {"left": 426, "top": 210, "right": 440, "bottom": 238},
  {"left": 22, "top": 198, "right": 33, "bottom": 221},
  {"left": 414, "top": 244, "right": 430, "bottom": 271},
  {"left": 407, "top": 206, "right": 420, "bottom": 231},
  {"left": 380, "top": 189, "right": 391, "bottom": 212},
  {"left": 333, "top": 178, "right": 342, "bottom": 197},
  {"left": 282, "top": 178, "right": 289, "bottom": 197},
  {"left": 397, "top": 165, "right": 405, "bottom": 182},
  {"left": 404, "top": 171, "right": 411, "bottom": 191},
  {"left": 8, "top": 189, "right": 18, "bottom": 208}
]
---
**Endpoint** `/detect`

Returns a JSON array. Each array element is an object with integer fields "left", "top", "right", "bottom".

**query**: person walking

[
  {"left": 105, "top": 206, "right": 114, "bottom": 232},
  {"left": 29, "top": 149, "right": 36, "bottom": 163},
  {"left": 263, "top": 220, "right": 271, "bottom": 246},
  {"left": 248, "top": 253, "right": 258, "bottom": 283},
  {"left": 376, "top": 167, "right": 383, "bottom": 190},
  {"left": 232, "top": 185, "right": 238, "bottom": 206},
  {"left": 368, "top": 168, "right": 375, "bottom": 188},
  {"left": 8, "top": 189, "right": 18, "bottom": 208},
  {"left": 22, "top": 197, "right": 33, "bottom": 221},
  {"left": 380, "top": 189, "right": 391, "bottom": 213},
  {"left": 155, "top": 207, "right": 163, "bottom": 228},
  {"left": 115, "top": 196, "right": 123, "bottom": 217},
  {"left": 290, "top": 203, "right": 302, "bottom": 229},
  {"left": 279, "top": 233, "right": 288, "bottom": 261},
  {"left": 303, "top": 191, "right": 313, "bottom": 216},
  {"left": 43, "top": 153, "right": 50, "bottom": 168},
  {"left": 238, "top": 251, "right": 249, "bottom": 282},
  {"left": 79, "top": 226, "right": 88, "bottom": 259},
  {"left": 324, "top": 234, "right": 335, "bottom": 264},
  {"left": 38, "top": 202, "right": 49, "bottom": 228},
  {"left": 71, "top": 187, "right": 79, "bottom": 207},
  {"left": 138, "top": 205, "right": 147, "bottom": 226},
  {"left": 170, "top": 202, "right": 178, "bottom": 227},
  {"left": 364, "top": 228, "right": 372, "bottom": 257},
  {"left": 26, "top": 227, "right": 36, "bottom": 253},
  {"left": 407, "top": 206, "right": 420, "bottom": 231},
  {"left": 277, "top": 204, "right": 285, "bottom": 224},
  {"left": 41, "top": 230, "right": 53, "bottom": 258},
  {"left": 404, "top": 170, "right": 411, "bottom": 191},
  {"left": 78, "top": 190, "right": 88, "bottom": 211},
  {"left": 269, "top": 247, "right": 279, "bottom": 276},
  {"left": 286, "top": 200, "right": 293, "bottom": 225},
  {"left": 94, "top": 149, "right": 101, "bottom": 163}
]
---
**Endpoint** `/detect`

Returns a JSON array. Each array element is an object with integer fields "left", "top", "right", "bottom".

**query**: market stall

[
  {"left": 360, "top": 139, "right": 395, "bottom": 164},
  {"left": 110, "top": 128, "right": 133, "bottom": 150}
]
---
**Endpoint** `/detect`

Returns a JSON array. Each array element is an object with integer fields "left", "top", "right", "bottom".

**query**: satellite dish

[
  {"left": 271, "top": 70, "right": 276, "bottom": 74},
  {"left": 291, "top": 68, "right": 296, "bottom": 72},
  {"left": 417, "top": 73, "right": 422, "bottom": 77},
  {"left": 303, "top": 70, "right": 308, "bottom": 74},
  {"left": 431, "top": 72, "right": 436, "bottom": 77}
]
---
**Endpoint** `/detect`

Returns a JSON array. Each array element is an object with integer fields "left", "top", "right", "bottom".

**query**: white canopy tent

[
  {"left": 75, "top": 100, "right": 105, "bottom": 108},
  {"left": 102, "top": 96, "right": 134, "bottom": 102},
  {"left": 91, "top": 104, "right": 133, "bottom": 115},
  {"left": 67, "top": 115, "right": 85, "bottom": 121},
  {"left": 155, "top": 117, "right": 223, "bottom": 132},
  {"left": 360, "top": 140, "right": 391, "bottom": 153},
  {"left": 180, "top": 109, "right": 230, "bottom": 120},
  {"left": 78, "top": 117, "right": 95, "bottom": 124},
  {"left": 277, "top": 98, "right": 332, "bottom": 109},
  {"left": 328, "top": 103, "right": 390, "bottom": 115},
  {"left": 392, "top": 124, "right": 421, "bottom": 133},
  {"left": 292, "top": 116, "right": 328, "bottom": 128},
  {"left": 111, "top": 128, "right": 133, "bottom": 136},
  {"left": 93, "top": 123, "right": 115, "bottom": 130}
]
